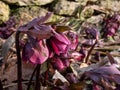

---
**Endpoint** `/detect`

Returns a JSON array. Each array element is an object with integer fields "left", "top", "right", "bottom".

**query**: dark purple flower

[
  {"left": 0, "top": 17, "right": 16, "bottom": 39},
  {"left": 47, "top": 32, "right": 70, "bottom": 56},
  {"left": 85, "top": 28, "right": 99, "bottom": 39},
  {"left": 51, "top": 54, "right": 70, "bottom": 71},
  {"left": 51, "top": 57, "right": 66, "bottom": 71},
  {"left": 62, "top": 59, "right": 70, "bottom": 67},
  {"left": 103, "top": 14, "right": 120, "bottom": 37},
  {"left": 21, "top": 12, "right": 56, "bottom": 64},
  {"left": 22, "top": 39, "right": 49, "bottom": 64}
]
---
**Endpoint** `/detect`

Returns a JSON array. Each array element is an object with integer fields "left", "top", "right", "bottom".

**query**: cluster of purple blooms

[
  {"left": 103, "top": 14, "right": 120, "bottom": 37},
  {"left": 0, "top": 13, "right": 84, "bottom": 71},
  {"left": 0, "top": 13, "right": 120, "bottom": 90},
  {"left": 0, "top": 13, "right": 120, "bottom": 71}
]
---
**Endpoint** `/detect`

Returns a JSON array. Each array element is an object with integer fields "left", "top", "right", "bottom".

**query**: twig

[
  {"left": 85, "top": 40, "right": 97, "bottom": 64},
  {"left": 106, "top": 52, "right": 116, "bottom": 64}
]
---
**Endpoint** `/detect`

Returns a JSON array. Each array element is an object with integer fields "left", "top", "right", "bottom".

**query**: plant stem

[
  {"left": 0, "top": 79, "right": 3, "bottom": 90},
  {"left": 15, "top": 31, "right": 22, "bottom": 90},
  {"left": 85, "top": 40, "right": 97, "bottom": 64},
  {"left": 27, "top": 66, "right": 38, "bottom": 90},
  {"left": 35, "top": 64, "right": 41, "bottom": 90}
]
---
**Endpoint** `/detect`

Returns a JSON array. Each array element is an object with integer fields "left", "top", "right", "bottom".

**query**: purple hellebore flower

[
  {"left": 51, "top": 54, "right": 70, "bottom": 71},
  {"left": 103, "top": 14, "right": 120, "bottom": 37},
  {"left": 0, "top": 17, "right": 16, "bottom": 39},
  {"left": 21, "top": 12, "right": 55, "bottom": 64},
  {"left": 85, "top": 28, "right": 99, "bottom": 40},
  {"left": 47, "top": 32, "right": 70, "bottom": 56},
  {"left": 22, "top": 39, "right": 49, "bottom": 64},
  {"left": 51, "top": 57, "right": 66, "bottom": 71}
]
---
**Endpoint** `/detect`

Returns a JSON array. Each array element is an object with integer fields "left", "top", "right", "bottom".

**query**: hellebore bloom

[
  {"left": 51, "top": 54, "right": 70, "bottom": 71},
  {"left": 51, "top": 57, "right": 66, "bottom": 71},
  {"left": 47, "top": 32, "right": 70, "bottom": 56},
  {"left": 22, "top": 39, "right": 49, "bottom": 64},
  {"left": 85, "top": 28, "right": 99, "bottom": 40},
  {"left": 103, "top": 14, "right": 120, "bottom": 37},
  {"left": 0, "top": 17, "right": 16, "bottom": 39},
  {"left": 21, "top": 12, "right": 55, "bottom": 64}
]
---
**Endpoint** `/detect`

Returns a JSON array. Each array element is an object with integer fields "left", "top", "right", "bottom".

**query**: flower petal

[{"left": 22, "top": 40, "right": 49, "bottom": 64}]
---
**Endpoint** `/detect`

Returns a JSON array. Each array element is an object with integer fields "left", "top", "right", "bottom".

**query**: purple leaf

[
  {"left": 82, "top": 65, "right": 120, "bottom": 85},
  {"left": 0, "top": 17, "right": 16, "bottom": 39},
  {"left": 18, "top": 12, "right": 52, "bottom": 32},
  {"left": 18, "top": 12, "right": 54, "bottom": 39}
]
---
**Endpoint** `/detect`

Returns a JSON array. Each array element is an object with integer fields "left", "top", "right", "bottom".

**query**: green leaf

[{"left": 55, "top": 25, "right": 71, "bottom": 33}]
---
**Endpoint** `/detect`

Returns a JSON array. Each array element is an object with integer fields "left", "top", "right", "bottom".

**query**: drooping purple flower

[
  {"left": 21, "top": 12, "right": 56, "bottom": 64},
  {"left": 51, "top": 56, "right": 66, "bottom": 71},
  {"left": 47, "top": 32, "right": 70, "bottom": 56},
  {"left": 103, "top": 14, "right": 120, "bottom": 37},
  {"left": 62, "top": 58, "right": 70, "bottom": 67},
  {"left": 0, "top": 17, "right": 16, "bottom": 39},
  {"left": 22, "top": 39, "right": 49, "bottom": 64},
  {"left": 85, "top": 28, "right": 99, "bottom": 39},
  {"left": 50, "top": 54, "right": 70, "bottom": 71}
]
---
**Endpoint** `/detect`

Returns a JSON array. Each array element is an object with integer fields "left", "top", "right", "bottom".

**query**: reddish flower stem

[
  {"left": 15, "top": 31, "right": 22, "bottom": 90},
  {"left": 85, "top": 40, "right": 97, "bottom": 64},
  {"left": 35, "top": 64, "right": 41, "bottom": 90}
]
